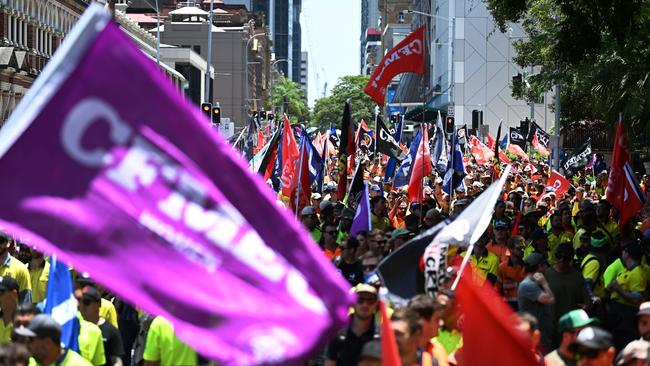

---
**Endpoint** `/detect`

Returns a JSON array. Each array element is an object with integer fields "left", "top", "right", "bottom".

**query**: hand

[
  {"left": 607, "top": 280, "right": 620, "bottom": 292},
  {"left": 532, "top": 273, "right": 547, "bottom": 286},
  {"left": 590, "top": 296, "right": 601, "bottom": 305}
]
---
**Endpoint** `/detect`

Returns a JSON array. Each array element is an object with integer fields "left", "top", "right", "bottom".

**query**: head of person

[
  {"left": 524, "top": 253, "right": 547, "bottom": 274},
  {"left": 524, "top": 197, "right": 537, "bottom": 213},
  {"left": 508, "top": 236, "right": 526, "bottom": 260},
  {"left": 558, "top": 310, "right": 598, "bottom": 354},
  {"left": 554, "top": 243, "right": 575, "bottom": 272},
  {"left": 333, "top": 203, "right": 345, "bottom": 220},
  {"left": 310, "top": 193, "right": 322, "bottom": 209},
  {"left": 530, "top": 229, "right": 549, "bottom": 253},
  {"left": 637, "top": 302, "right": 650, "bottom": 341},
  {"left": 557, "top": 199, "right": 570, "bottom": 212},
  {"left": 493, "top": 220, "right": 510, "bottom": 244},
  {"left": 569, "top": 327, "right": 616, "bottom": 366},
  {"left": 322, "top": 222, "right": 339, "bottom": 246},
  {"left": 495, "top": 200, "right": 506, "bottom": 217},
  {"left": 357, "top": 340, "right": 381, "bottom": 366},
  {"left": 404, "top": 214, "right": 420, "bottom": 234},
  {"left": 550, "top": 212, "right": 563, "bottom": 231},
  {"left": 370, "top": 184, "right": 382, "bottom": 198},
  {"left": 514, "top": 312, "right": 541, "bottom": 351},
  {"left": 0, "top": 276, "right": 19, "bottom": 313},
  {"left": 560, "top": 208, "right": 573, "bottom": 227},
  {"left": 397, "top": 200, "right": 408, "bottom": 217},
  {"left": 361, "top": 253, "right": 380, "bottom": 278},
  {"left": 367, "top": 229, "right": 386, "bottom": 255},
  {"left": 596, "top": 201, "right": 611, "bottom": 220},
  {"left": 505, "top": 201, "right": 516, "bottom": 217},
  {"left": 14, "top": 314, "right": 62, "bottom": 365},
  {"left": 423, "top": 208, "right": 443, "bottom": 229},
  {"left": 407, "top": 295, "right": 444, "bottom": 347},
  {"left": 390, "top": 307, "right": 422, "bottom": 365},
  {"left": 589, "top": 232, "right": 609, "bottom": 254},
  {"left": 340, "top": 237, "right": 360, "bottom": 262},
  {"left": 351, "top": 284, "right": 378, "bottom": 321},
  {"left": 390, "top": 229, "right": 411, "bottom": 251},
  {"left": 576, "top": 187, "right": 585, "bottom": 200},
  {"left": 615, "top": 340, "right": 650, "bottom": 366},
  {"left": 300, "top": 206, "right": 318, "bottom": 230},
  {"left": 77, "top": 286, "right": 102, "bottom": 324},
  {"left": 11, "top": 303, "right": 40, "bottom": 344},
  {"left": 0, "top": 343, "right": 29, "bottom": 366},
  {"left": 0, "top": 233, "right": 11, "bottom": 256},
  {"left": 340, "top": 208, "right": 355, "bottom": 231},
  {"left": 371, "top": 196, "right": 387, "bottom": 216},
  {"left": 622, "top": 243, "right": 644, "bottom": 268}
]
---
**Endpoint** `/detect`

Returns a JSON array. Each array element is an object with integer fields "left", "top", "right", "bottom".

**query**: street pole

[
  {"left": 155, "top": 0, "right": 160, "bottom": 66},
  {"left": 554, "top": 65, "right": 561, "bottom": 171},
  {"left": 204, "top": 0, "right": 214, "bottom": 108},
  {"left": 245, "top": 33, "right": 266, "bottom": 118},
  {"left": 529, "top": 65, "right": 534, "bottom": 121}
]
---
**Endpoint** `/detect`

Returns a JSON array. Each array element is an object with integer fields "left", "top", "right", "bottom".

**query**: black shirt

[
  {"left": 336, "top": 260, "right": 364, "bottom": 286},
  {"left": 99, "top": 321, "right": 125, "bottom": 365},
  {"left": 325, "top": 320, "right": 378, "bottom": 366}
]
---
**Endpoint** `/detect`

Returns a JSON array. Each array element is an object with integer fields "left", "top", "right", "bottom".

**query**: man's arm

[{"left": 533, "top": 273, "right": 555, "bottom": 305}]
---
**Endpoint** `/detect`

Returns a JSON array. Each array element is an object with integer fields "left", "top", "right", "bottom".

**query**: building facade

[
  {"left": 360, "top": 0, "right": 380, "bottom": 74},
  {"left": 299, "top": 50, "right": 306, "bottom": 94}
]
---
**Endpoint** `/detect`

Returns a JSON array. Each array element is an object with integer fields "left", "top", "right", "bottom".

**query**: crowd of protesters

[{"left": 299, "top": 156, "right": 650, "bottom": 366}]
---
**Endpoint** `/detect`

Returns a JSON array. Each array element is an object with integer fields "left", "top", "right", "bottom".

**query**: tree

[
  {"left": 311, "top": 75, "right": 376, "bottom": 130},
  {"left": 485, "top": 0, "right": 650, "bottom": 145},
  {"left": 270, "top": 77, "right": 309, "bottom": 123}
]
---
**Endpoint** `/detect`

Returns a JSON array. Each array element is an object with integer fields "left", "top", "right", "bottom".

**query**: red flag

[
  {"left": 364, "top": 27, "right": 425, "bottom": 105},
  {"left": 532, "top": 133, "right": 550, "bottom": 157},
  {"left": 487, "top": 133, "right": 496, "bottom": 150},
  {"left": 547, "top": 170, "right": 571, "bottom": 197},
  {"left": 456, "top": 276, "right": 538, "bottom": 366},
  {"left": 508, "top": 143, "right": 529, "bottom": 161},
  {"left": 253, "top": 130, "right": 265, "bottom": 154},
  {"left": 379, "top": 301, "right": 402, "bottom": 366},
  {"left": 470, "top": 135, "right": 494, "bottom": 165},
  {"left": 512, "top": 211, "right": 522, "bottom": 236},
  {"left": 281, "top": 114, "right": 300, "bottom": 198},
  {"left": 290, "top": 141, "right": 311, "bottom": 215},
  {"left": 607, "top": 119, "right": 646, "bottom": 227},
  {"left": 408, "top": 126, "right": 432, "bottom": 202}
]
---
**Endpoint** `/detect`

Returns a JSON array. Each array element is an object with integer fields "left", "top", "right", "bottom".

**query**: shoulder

[
  {"left": 9, "top": 257, "right": 28, "bottom": 271},
  {"left": 64, "top": 349, "right": 93, "bottom": 366},
  {"left": 80, "top": 319, "right": 103, "bottom": 337}
]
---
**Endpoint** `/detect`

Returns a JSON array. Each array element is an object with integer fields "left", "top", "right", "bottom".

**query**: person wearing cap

[
  {"left": 335, "top": 237, "right": 363, "bottom": 286},
  {"left": 16, "top": 313, "right": 91, "bottom": 366},
  {"left": 498, "top": 236, "right": 527, "bottom": 310},
  {"left": 595, "top": 201, "right": 619, "bottom": 244},
  {"left": 407, "top": 295, "right": 449, "bottom": 366},
  {"left": 465, "top": 236, "right": 499, "bottom": 285},
  {"left": 142, "top": 316, "right": 197, "bottom": 366},
  {"left": 73, "top": 279, "right": 118, "bottom": 331},
  {"left": 77, "top": 287, "right": 124, "bottom": 366},
  {"left": 324, "top": 284, "right": 379, "bottom": 366},
  {"left": 356, "top": 339, "right": 380, "bottom": 366},
  {"left": 388, "top": 228, "right": 411, "bottom": 252},
  {"left": 0, "top": 232, "right": 31, "bottom": 304},
  {"left": 637, "top": 302, "right": 650, "bottom": 341},
  {"left": 423, "top": 209, "right": 443, "bottom": 229},
  {"left": 27, "top": 248, "right": 49, "bottom": 305},
  {"left": 572, "top": 187, "right": 586, "bottom": 218},
  {"left": 546, "top": 309, "right": 599, "bottom": 366},
  {"left": 0, "top": 276, "right": 19, "bottom": 343},
  {"left": 615, "top": 339, "right": 649, "bottom": 366},
  {"left": 301, "top": 206, "right": 322, "bottom": 244},
  {"left": 518, "top": 252, "right": 555, "bottom": 351},
  {"left": 487, "top": 220, "right": 511, "bottom": 264},
  {"left": 547, "top": 213, "right": 574, "bottom": 265},
  {"left": 569, "top": 326, "right": 615, "bottom": 366},
  {"left": 337, "top": 208, "right": 355, "bottom": 243},
  {"left": 369, "top": 184, "right": 382, "bottom": 199},
  {"left": 311, "top": 193, "right": 323, "bottom": 211},
  {"left": 321, "top": 222, "right": 341, "bottom": 261},
  {"left": 581, "top": 232, "right": 609, "bottom": 307},
  {"left": 606, "top": 243, "right": 648, "bottom": 350},
  {"left": 523, "top": 229, "right": 549, "bottom": 261}
]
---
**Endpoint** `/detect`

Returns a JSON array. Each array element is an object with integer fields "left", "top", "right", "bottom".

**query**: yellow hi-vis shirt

[
  {"left": 78, "top": 318, "right": 106, "bottom": 366},
  {"left": 611, "top": 264, "right": 649, "bottom": 307},
  {"left": 29, "top": 260, "right": 50, "bottom": 304},
  {"left": 28, "top": 348, "right": 92, "bottom": 366},
  {"left": 143, "top": 316, "right": 197, "bottom": 366},
  {"left": 0, "top": 255, "right": 31, "bottom": 302},
  {"left": 99, "top": 298, "right": 118, "bottom": 329}
]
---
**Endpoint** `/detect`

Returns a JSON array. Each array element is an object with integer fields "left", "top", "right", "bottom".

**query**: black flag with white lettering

[
  {"left": 376, "top": 116, "right": 406, "bottom": 161},
  {"left": 509, "top": 127, "right": 527, "bottom": 150},
  {"left": 527, "top": 122, "right": 550, "bottom": 149},
  {"left": 561, "top": 139, "right": 592, "bottom": 175}
]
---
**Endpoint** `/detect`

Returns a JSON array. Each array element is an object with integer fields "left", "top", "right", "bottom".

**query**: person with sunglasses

[
  {"left": 324, "top": 284, "right": 379, "bottom": 366},
  {"left": 78, "top": 286, "right": 124, "bottom": 366},
  {"left": 569, "top": 326, "right": 615, "bottom": 366}
]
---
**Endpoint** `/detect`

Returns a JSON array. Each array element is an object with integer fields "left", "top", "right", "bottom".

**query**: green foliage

[
  {"left": 270, "top": 77, "right": 309, "bottom": 123},
  {"left": 484, "top": 0, "right": 650, "bottom": 145},
  {"left": 311, "top": 75, "right": 376, "bottom": 130}
]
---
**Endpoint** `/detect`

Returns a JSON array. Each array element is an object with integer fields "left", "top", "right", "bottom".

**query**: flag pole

[
  {"left": 451, "top": 244, "right": 474, "bottom": 290},
  {"left": 295, "top": 138, "right": 306, "bottom": 216}
]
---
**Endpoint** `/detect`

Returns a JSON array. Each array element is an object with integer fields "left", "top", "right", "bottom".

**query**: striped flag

[{"left": 44, "top": 257, "right": 80, "bottom": 351}]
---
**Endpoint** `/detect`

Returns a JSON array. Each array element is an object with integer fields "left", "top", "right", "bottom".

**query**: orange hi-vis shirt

[
  {"left": 497, "top": 258, "right": 526, "bottom": 303},
  {"left": 324, "top": 247, "right": 341, "bottom": 261},
  {"left": 486, "top": 242, "right": 509, "bottom": 264}
]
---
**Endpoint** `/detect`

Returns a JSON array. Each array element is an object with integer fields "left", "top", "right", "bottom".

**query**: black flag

[
  {"left": 527, "top": 122, "right": 550, "bottom": 150},
  {"left": 509, "top": 127, "right": 527, "bottom": 150},
  {"left": 346, "top": 161, "right": 365, "bottom": 209},
  {"left": 561, "top": 139, "right": 592, "bottom": 175},
  {"left": 376, "top": 116, "right": 406, "bottom": 161}
]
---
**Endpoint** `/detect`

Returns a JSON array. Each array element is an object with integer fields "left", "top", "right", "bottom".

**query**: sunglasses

[
  {"left": 357, "top": 296, "right": 378, "bottom": 304},
  {"left": 325, "top": 230, "right": 337, "bottom": 235},
  {"left": 363, "top": 264, "right": 377, "bottom": 271}
]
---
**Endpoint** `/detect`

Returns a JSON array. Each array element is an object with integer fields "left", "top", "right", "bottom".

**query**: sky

[{"left": 301, "top": 0, "right": 361, "bottom": 107}]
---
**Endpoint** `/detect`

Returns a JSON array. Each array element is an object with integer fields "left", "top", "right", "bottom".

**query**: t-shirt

[
  {"left": 547, "top": 231, "right": 573, "bottom": 264},
  {"left": 371, "top": 214, "right": 391, "bottom": 231},
  {"left": 603, "top": 259, "right": 625, "bottom": 287},
  {"left": 143, "top": 316, "right": 197, "bottom": 366},
  {"left": 325, "top": 320, "right": 378, "bottom": 366},
  {"left": 498, "top": 259, "right": 526, "bottom": 303},
  {"left": 336, "top": 260, "right": 364, "bottom": 286},
  {"left": 0, "top": 255, "right": 32, "bottom": 303},
  {"left": 99, "top": 321, "right": 124, "bottom": 364},
  {"left": 0, "top": 319, "right": 12, "bottom": 343},
  {"left": 611, "top": 264, "right": 649, "bottom": 307},
  {"left": 78, "top": 318, "right": 106, "bottom": 366},
  {"left": 545, "top": 267, "right": 586, "bottom": 326},
  {"left": 28, "top": 348, "right": 92, "bottom": 366},
  {"left": 433, "top": 329, "right": 462, "bottom": 356},
  {"left": 517, "top": 276, "right": 552, "bottom": 350},
  {"left": 581, "top": 254, "right": 605, "bottom": 298},
  {"left": 545, "top": 349, "right": 576, "bottom": 366},
  {"left": 310, "top": 227, "right": 322, "bottom": 243},
  {"left": 469, "top": 252, "right": 499, "bottom": 282},
  {"left": 99, "top": 298, "right": 118, "bottom": 329},
  {"left": 28, "top": 260, "right": 49, "bottom": 304}
]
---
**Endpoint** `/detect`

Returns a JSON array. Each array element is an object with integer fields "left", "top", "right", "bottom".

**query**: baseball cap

[
  {"left": 301, "top": 206, "right": 317, "bottom": 216},
  {"left": 0, "top": 276, "right": 19, "bottom": 292},
  {"left": 340, "top": 208, "right": 355, "bottom": 219},
  {"left": 370, "top": 184, "right": 381, "bottom": 192},
  {"left": 638, "top": 302, "right": 650, "bottom": 317},
  {"left": 319, "top": 200, "right": 332, "bottom": 211},
  {"left": 351, "top": 283, "right": 378, "bottom": 295},
  {"left": 616, "top": 340, "right": 650, "bottom": 365},
  {"left": 576, "top": 187, "right": 585, "bottom": 192},
  {"left": 80, "top": 286, "right": 102, "bottom": 303},
  {"left": 391, "top": 228, "right": 411, "bottom": 239},
  {"left": 524, "top": 253, "right": 546, "bottom": 267},
  {"left": 494, "top": 220, "right": 509, "bottom": 230},
  {"left": 515, "top": 187, "right": 525, "bottom": 193},
  {"left": 311, "top": 193, "right": 322, "bottom": 200},
  {"left": 14, "top": 314, "right": 62, "bottom": 341},
  {"left": 558, "top": 309, "right": 598, "bottom": 333},
  {"left": 359, "top": 340, "right": 381, "bottom": 360},
  {"left": 571, "top": 327, "right": 613, "bottom": 351}
]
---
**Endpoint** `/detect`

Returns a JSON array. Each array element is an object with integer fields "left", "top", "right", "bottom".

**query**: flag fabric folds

[
  {"left": 337, "top": 101, "right": 356, "bottom": 198},
  {"left": 469, "top": 135, "right": 494, "bottom": 165},
  {"left": 350, "top": 182, "right": 371, "bottom": 237},
  {"left": 561, "top": 139, "right": 592, "bottom": 175},
  {"left": 607, "top": 119, "right": 646, "bottom": 228},
  {"left": 408, "top": 126, "right": 433, "bottom": 203},
  {"left": 547, "top": 170, "right": 571, "bottom": 198},
  {"left": 281, "top": 114, "right": 300, "bottom": 198},
  {"left": 529, "top": 122, "right": 551, "bottom": 157},
  {"left": 290, "top": 131, "right": 314, "bottom": 214},
  {"left": 0, "top": 6, "right": 353, "bottom": 364},
  {"left": 431, "top": 111, "right": 448, "bottom": 173},
  {"left": 509, "top": 127, "right": 527, "bottom": 150},
  {"left": 442, "top": 126, "right": 466, "bottom": 195},
  {"left": 364, "top": 26, "right": 426, "bottom": 105},
  {"left": 44, "top": 257, "right": 80, "bottom": 352},
  {"left": 394, "top": 129, "right": 422, "bottom": 187},
  {"left": 346, "top": 161, "right": 365, "bottom": 208},
  {"left": 384, "top": 115, "right": 404, "bottom": 181},
  {"left": 376, "top": 116, "right": 406, "bottom": 161}
]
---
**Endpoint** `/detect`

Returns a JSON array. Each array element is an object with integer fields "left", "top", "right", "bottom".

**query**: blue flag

[
  {"left": 384, "top": 115, "right": 404, "bottom": 181},
  {"left": 350, "top": 182, "right": 371, "bottom": 237},
  {"left": 442, "top": 125, "right": 466, "bottom": 195},
  {"left": 299, "top": 130, "right": 323, "bottom": 185},
  {"left": 44, "top": 257, "right": 79, "bottom": 352},
  {"left": 394, "top": 128, "right": 422, "bottom": 187},
  {"left": 316, "top": 128, "right": 330, "bottom": 193}
]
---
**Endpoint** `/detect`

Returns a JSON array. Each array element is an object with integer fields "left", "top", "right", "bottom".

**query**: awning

[{"left": 404, "top": 105, "right": 446, "bottom": 124}]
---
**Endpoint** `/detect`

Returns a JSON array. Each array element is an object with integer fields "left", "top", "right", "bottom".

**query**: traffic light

[
  {"left": 259, "top": 110, "right": 267, "bottom": 121},
  {"left": 212, "top": 106, "right": 221, "bottom": 124},
  {"left": 201, "top": 102, "right": 212, "bottom": 120},
  {"left": 445, "top": 116, "right": 455, "bottom": 134},
  {"left": 267, "top": 112, "right": 274, "bottom": 121},
  {"left": 389, "top": 113, "right": 398, "bottom": 125}
]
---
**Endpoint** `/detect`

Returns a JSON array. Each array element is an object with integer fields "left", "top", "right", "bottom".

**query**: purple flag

[
  {"left": 0, "top": 5, "right": 352, "bottom": 365},
  {"left": 349, "top": 182, "right": 371, "bottom": 237}
]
